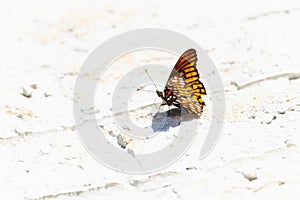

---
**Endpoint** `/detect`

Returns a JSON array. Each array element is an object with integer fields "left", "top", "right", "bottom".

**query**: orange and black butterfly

[{"left": 156, "top": 49, "right": 206, "bottom": 115}]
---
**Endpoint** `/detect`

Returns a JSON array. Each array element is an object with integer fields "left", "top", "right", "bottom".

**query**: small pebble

[
  {"left": 30, "top": 84, "right": 37, "bottom": 89},
  {"left": 77, "top": 165, "right": 84, "bottom": 169},
  {"left": 277, "top": 110, "right": 286, "bottom": 114},
  {"left": 44, "top": 92, "right": 52, "bottom": 97},
  {"left": 266, "top": 115, "right": 276, "bottom": 124},
  {"left": 186, "top": 167, "right": 197, "bottom": 170},
  {"left": 117, "top": 134, "right": 127, "bottom": 149},
  {"left": 261, "top": 112, "right": 277, "bottom": 124},
  {"left": 21, "top": 87, "right": 32, "bottom": 98},
  {"left": 242, "top": 172, "right": 257, "bottom": 181},
  {"left": 127, "top": 148, "right": 135, "bottom": 157},
  {"left": 287, "top": 143, "right": 297, "bottom": 148}
]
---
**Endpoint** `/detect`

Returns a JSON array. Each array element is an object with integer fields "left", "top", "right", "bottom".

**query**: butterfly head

[{"left": 164, "top": 88, "right": 172, "bottom": 97}]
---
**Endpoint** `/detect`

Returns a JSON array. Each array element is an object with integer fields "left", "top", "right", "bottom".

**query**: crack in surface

[
  {"left": 253, "top": 180, "right": 285, "bottom": 192},
  {"left": 27, "top": 182, "right": 119, "bottom": 200},
  {"left": 0, "top": 125, "right": 75, "bottom": 142},
  {"left": 247, "top": 7, "right": 300, "bottom": 20},
  {"left": 231, "top": 72, "right": 300, "bottom": 90},
  {"left": 207, "top": 145, "right": 295, "bottom": 172}
]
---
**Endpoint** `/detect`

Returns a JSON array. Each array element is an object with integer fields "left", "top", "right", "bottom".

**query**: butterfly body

[
  {"left": 156, "top": 88, "right": 180, "bottom": 108},
  {"left": 156, "top": 49, "right": 206, "bottom": 115}
]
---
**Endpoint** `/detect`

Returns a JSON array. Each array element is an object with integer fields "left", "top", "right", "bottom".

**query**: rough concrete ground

[{"left": 0, "top": 0, "right": 300, "bottom": 199}]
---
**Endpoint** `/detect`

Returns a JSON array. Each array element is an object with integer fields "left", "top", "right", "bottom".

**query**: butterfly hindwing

[{"left": 167, "top": 73, "right": 204, "bottom": 114}]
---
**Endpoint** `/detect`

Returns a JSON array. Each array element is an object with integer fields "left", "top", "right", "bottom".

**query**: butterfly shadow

[{"left": 151, "top": 108, "right": 199, "bottom": 132}]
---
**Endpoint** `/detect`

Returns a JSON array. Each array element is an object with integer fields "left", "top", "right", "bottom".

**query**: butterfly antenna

[
  {"left": 136, "top": 88, "right": 155, "bottom": 93},
  {"left": 145, "top": 69, "right": 159, "bottom": 90}
]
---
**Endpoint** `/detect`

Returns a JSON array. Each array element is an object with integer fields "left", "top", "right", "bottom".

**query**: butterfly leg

[{"left": 158, "top": 102, "right": 166, "bottom": 113}]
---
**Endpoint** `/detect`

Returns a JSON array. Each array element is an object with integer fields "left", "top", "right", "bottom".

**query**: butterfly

[{"left": 156, "top": 49, "right": 206, "bottom": 115}]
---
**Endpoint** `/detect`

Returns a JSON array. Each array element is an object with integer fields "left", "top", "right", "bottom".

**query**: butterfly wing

[{"left": 166, "top": 49, "right": 206, "bottom": 114}]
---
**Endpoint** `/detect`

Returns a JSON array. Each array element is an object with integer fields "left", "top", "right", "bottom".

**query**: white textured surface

[{"left": 1, "top": 0, "right": 300, "bottom": 199}]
